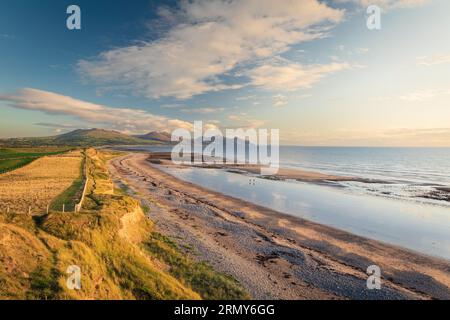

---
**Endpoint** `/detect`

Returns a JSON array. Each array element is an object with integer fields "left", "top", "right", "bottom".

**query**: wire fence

[
  {"left": 75, "top": 152, "right": 89, "bottom": 212},
  {"left": 0, "top": 203, "right": 80, "bottom": 215},
  {"left": 0, "top": 151, "right": 90, "bottom": 215}
]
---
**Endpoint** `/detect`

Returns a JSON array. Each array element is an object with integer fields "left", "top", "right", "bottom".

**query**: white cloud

[
  {"left": 248, "top": 62, "right": 350, "bottom": 91},
  {"left": 0, "top": 88, "right": 196, "bottom": 134},
  {"left": 417, "top": 54, "right": 450, "bottom": 66},
  {"left": 78, "top": 0, "right": 344, "bottom": 99}
]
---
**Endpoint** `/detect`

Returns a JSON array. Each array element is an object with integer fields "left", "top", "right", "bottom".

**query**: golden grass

[
  {"left": 0, "top": 220, "right": 54, "bottom": 299},
  {"left": 0, "top": 148, "right": 248, "bottom": 300},
  {"left": 0, "top": 151, "right": 82, "bottom": 214}
]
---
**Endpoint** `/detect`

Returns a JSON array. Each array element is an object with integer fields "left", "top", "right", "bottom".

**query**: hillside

[
  {"left": 0, "top": 149, "right": 248, "bottom": 299},
  {"left": 54, "top": 129, "right": 148, "bottom": 145},
  {"left": 135, "top": 131, "right": 172, "bottom": 142},
  {"left": 0, "top": 129, "right": 164, "bottom": 147}
]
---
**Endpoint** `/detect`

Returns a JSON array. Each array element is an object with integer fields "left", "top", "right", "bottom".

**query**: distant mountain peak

[
  {"left": 0, "top": 128, "right": 167, "bottom": 147},
  {"left": 135, "top": 131, "right": 172, "bottom": 142}
]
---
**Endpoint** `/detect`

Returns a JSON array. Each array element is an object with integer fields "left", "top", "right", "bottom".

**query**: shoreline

[
  {"left": 145, "top": 152, "right": 389, "bottom": 184},
  {"left": 143, "top": 152, "right": 450, "bottom": 203},
  {"left": 108, "top": 152, "right": 450, "bottom": 300}
]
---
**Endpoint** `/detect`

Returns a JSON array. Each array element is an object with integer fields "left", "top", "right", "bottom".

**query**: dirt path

[{"left": 108, "top": 153, "right": 450, "bottom": 300}]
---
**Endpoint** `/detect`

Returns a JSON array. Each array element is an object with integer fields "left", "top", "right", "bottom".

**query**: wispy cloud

[
  {"left": 399, "top": 89, "right": 450, "bottom": 102},
  {"left": 34, "top": 122, "right": 82, "bottom": 134},
  {"left": 227, "top": 114, "right": 266, "bottom": 128},
  {"left": 0, "top": 88, "right": 195, "bottom": 134},
  {"left": 357, "top": 47, "right": 369, "bottom": 54},
  {"left": 34, "top": 122, "right": 81, "bottom": 129},
  {"left": 236, "top": 95, "right": 257, "bottom": 101},
  {"left": 248, "top": 62, "right": 350, "bottom": 91},
  {"left": 160, "top": 103, "right": 185, "bottom": 109},
  {"left": 417, "top": 54, "right": 450, "bottom": 66},
  {"left": 282, "top": 127, "right": 450, "bottom": 146},
  {"left": 273, "top": 94, "right": 288, "bottom": 107},
  {"left": 78, "top": 0, "right": 344, "bottom": 99},
  {"left": 0, "top": 33, "right": 15, "bottom": 40},
  {"left": 181, "top": 107, "right": 225, "bottom": 114}
]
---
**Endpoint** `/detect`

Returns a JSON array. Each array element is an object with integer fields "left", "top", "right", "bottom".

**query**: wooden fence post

[
  {"left": 62, "top": 204, "right": 65, "bottom": 213},
  {"left": 28, "top": 206, "right": 31, "bottom": 215},
  {"left": 74, "top": 151, "right": 88, "bottom": 214},
  {"left": 47, "top": 204, "right": 49, "bottom": 214}
]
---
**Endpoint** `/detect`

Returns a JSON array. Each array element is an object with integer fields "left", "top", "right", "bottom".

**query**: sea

[{"left": 125, "top": 145, "right": 450, "bottom": 260}]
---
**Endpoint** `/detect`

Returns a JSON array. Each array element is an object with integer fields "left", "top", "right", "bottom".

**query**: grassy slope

[
  {"left": 50, "top": 151, "right": 86, "bottom": 212},
  {"left": 0, "top": 149, "right": 249, "bottom": 300}
]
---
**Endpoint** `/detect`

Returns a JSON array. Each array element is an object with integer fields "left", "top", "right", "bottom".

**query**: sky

[{"left": 0, "top": 0, "right": 449, "bottom": 146}]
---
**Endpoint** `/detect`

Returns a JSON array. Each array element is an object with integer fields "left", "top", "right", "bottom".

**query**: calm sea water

[
  {"left": 125, "top": 145, "right": 450, "bottom": 259},
  {"left": 279, "top": 147, "right": 450, "bottom": 207},
  {"left": 281, "top": 147, "right": 450, "bottom": 184},
  {"left": 160, "top": 167, "right": 450, "bottom": 260},
  {"left": 128, "top": 145, "right": 450, "bottom": 206}
]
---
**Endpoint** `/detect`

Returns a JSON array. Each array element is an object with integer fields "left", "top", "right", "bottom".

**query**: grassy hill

[
  {"left": 54, "top": 129, "right": 150, "bottom": 146},
  {"left": 0, "top": 149, "right": 249, "bottom": 300},
  {"left": 0, "top": 129, "right": 165, "bottom": 147},
  {"left": 134, "top": 131, "right": 172, "bottom": 142}
]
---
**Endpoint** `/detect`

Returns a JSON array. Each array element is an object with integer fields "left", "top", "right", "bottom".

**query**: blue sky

[{"left": 1, "top": 0, "right": 450, "bottom": 146}]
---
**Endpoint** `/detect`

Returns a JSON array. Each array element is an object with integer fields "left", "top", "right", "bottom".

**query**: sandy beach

[{"left": 108, "top": 153, "right": 450, "bottom": 300}]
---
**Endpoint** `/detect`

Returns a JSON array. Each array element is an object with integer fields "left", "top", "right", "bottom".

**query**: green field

[
  {"left": 0, "top": 158, "right": 35, "bottom": 173},
  {"left": 0, "top": 147, "right": 71, "bottom": 174}
]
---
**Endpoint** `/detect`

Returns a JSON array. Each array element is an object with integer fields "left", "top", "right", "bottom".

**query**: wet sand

[
  {"left": 108, "top": 153, "right": 450, "bottom": 300},
  {"left": 146, "top": 152, "right": 388, "bottom": 184}
]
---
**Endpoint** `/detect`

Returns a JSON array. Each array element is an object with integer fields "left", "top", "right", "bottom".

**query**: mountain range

[{"left": 0, "top": 129, "right": 173, "bottom": 147}]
